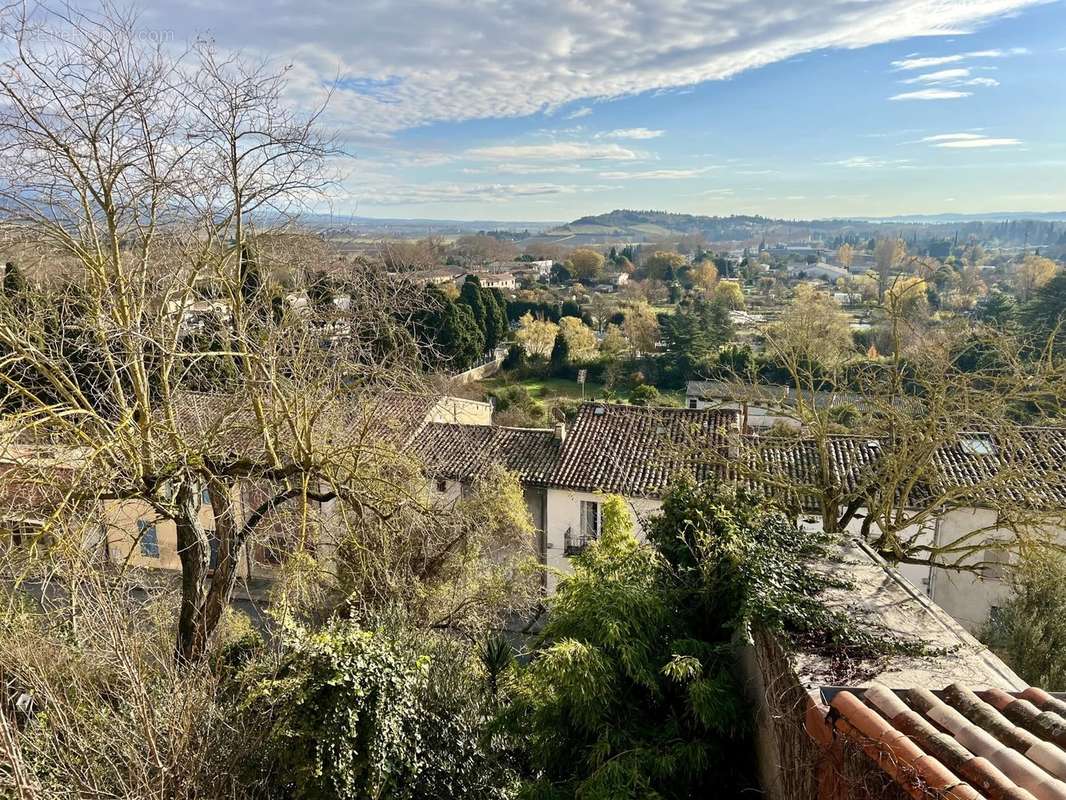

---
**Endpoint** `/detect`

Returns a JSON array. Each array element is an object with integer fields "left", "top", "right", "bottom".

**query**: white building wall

[
  {"left": 841, "top": 506, "right": 1066, "bottom": 633},
  {"left": 543, "top": 487, "right": 661, "bottom": 593}
]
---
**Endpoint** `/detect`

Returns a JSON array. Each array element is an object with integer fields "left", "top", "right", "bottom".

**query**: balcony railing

[{"left": 563, "top": 526, "right": 596, "bottom": 556}]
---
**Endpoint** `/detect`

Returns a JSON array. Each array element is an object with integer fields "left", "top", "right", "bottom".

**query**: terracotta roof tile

[
  {"left": 549, "top": 402, "right": 739, "bottom": 497},
  {"left": 811, "top": 683, "right": 1066, "bottom": 800},
  {"left": 412, "top": 423, "right": 560, "bottom": 485}
]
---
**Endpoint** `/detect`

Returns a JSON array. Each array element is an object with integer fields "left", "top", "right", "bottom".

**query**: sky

[{"left": 137, "top": 0, "right": 1066, "bottom": 222}]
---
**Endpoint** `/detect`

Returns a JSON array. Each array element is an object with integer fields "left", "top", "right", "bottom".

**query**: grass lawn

[
  {"left": 479, "top": 375, "right": 687, "bottom": 407},
  {"left": 482, "top": 375, "right": 605, "bottom": 401}
]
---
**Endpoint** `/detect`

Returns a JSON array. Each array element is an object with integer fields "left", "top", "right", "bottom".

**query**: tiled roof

[
  {"left": 550, "top": 403, "right": 739, "bottom": 497},
  {"left": 737, "top": 436, "right": 884, "bottom": 511},
  {"left": 413, "top": 423, "right": 560, "bottom": 485},
  {"left": 810, "top": 682, "right": 1066, "bottom": 800},
  {"left": 930, "top": 428, "right": 1066, "bottom": 508},
  {"left": 738, "top": 428, "right": 1066, "bottom": 512}
]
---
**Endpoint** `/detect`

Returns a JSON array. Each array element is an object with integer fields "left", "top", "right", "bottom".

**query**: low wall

[{"left": 452, "top": 356, "right": 504, "bottom": 384}]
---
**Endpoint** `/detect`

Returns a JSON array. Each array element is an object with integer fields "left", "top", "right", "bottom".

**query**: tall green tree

[
  {"left": 459, "top": 278, "right": 488, "bottom": 347},
  {"left": 479, "top": 286, "right": 507, "bottom": 351},
  {"left": 1021, "top": 270, "right": 1066, "bottom": 356},
  {"left": 549, "top": 329, "right": 570, "bottom": 375},
  {"left": 660, "top": 296, "right": 733, "bottom": 381},
  {"left": 502, "top": 494, "right": 754, "bottom": 799},
  {"left": 413, "top": 286, "right": 484, "bottom": 370}
]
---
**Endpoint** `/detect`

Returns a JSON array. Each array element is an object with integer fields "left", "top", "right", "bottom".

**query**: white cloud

[
  {"left": 919, "top": 133, "right": 987, "bottom": 142},
  {"left": 891, "top": 47, "right": 1027, "bottom": 70},
  {"left": 358, "top": 181, "right": 594, "bottom": 205},
  {"left": 827, "top": 156, "right": 913, "bottom": 168},
  {"left": 598, "top": 167, "right": 718, "bottom": 179},
  {"left": 903, "top": 67, "right": 971, "bottom": 83},
  {"left": 966, "top": 77, "right": 1000, "bottom": 86},
  {"left": 565, "top": 107, "right": 593, "bottom": 119},
  {"left": 917, "top": 132, "right": 1022, "bottom": 148},
  {"left": 934, "top": 137, "right": 1022, "bottom": 148},
  {"left": 890, "top": 89, "right": 973, "bottom": 100},
  {"left": 134, "top": 0, "right": 1045, "bottom": 137},
  {"left": 462, "top": 163, "right": 593, "bottom": 175},
  {"left": 465, "top": 142, "right": 639, "bottom": 161},
  {"left": 597, "top": 128, "right": 665, "bottom": 140}
]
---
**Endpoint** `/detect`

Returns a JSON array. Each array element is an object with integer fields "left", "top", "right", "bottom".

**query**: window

[
  {"left": 436, "top": 479, "right": 448, "bottom": 493},
  {"left": 137, "top": 520, "right": 159, "bottom": 558},
  {"left": 688, "top": 398, "right": 698, "bottom": 409},
  {"left": 201, "top": 488, "right": 211, "bottom": 505},
  {"left": 580, "top": 501, "right": 601, "bottom": 540},
  {"left": 961, "top": 436, "right": 996, "bottom": 456}
]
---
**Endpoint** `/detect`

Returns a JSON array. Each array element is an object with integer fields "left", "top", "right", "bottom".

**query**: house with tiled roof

[
  {"left": 407, "top": 401, "right": 1066, "bottom": 631},
  {"left": 737, "top": 429, "right": 1066, "bottom": 634},
  {"left": 1, "top": 389, "right": 493, "bottom": 584},
  {"left": 743, "top": 537, "right": 1066, "bottom": 800},
  {"left": 411, "top": 401, "right": 741, "bottom": 592}
]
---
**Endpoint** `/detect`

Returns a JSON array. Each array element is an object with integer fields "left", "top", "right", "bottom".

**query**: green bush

[
  {"left": 243, "top": 620, "right": 516, "bottom": 800},
  {"left": 628, "top": 383, "right": 661, "bottom": 406}
]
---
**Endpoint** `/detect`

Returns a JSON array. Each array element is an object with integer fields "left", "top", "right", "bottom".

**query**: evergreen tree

[
  {"left": 660, "top": 296, "right": 733, "bottom": 381},
  {"left": 974, "top": 290, "right": 1018, "bottom": 330},
  {"left": 458, "top": 279, "right": 487, "bottom": 346},
  {"left": 549, "top": 329, "right": 570, "bottom": 375},
  {"left": 479, "top": 286, "right": 507, "bottom": 351},
  {"left": 413, "top": 286, "right": 484, "bottom": 370},
  {"left": 1021, "top": 270, "right": 1066, "bottom": 356}
]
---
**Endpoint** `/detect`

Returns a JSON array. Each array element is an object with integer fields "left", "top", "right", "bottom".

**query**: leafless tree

[
  {"left": 0, "top": 3, "right": 459, "bottom": 662},
  {"left": 700, "top": 293, "right": 1066, "bottom": 573}
]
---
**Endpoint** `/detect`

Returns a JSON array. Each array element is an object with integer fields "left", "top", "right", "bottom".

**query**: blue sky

[{"left": 142, "top": 0, "right": 1066, "bottom": 221}]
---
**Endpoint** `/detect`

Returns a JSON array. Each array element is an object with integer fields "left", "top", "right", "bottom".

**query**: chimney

[{"left": 553, "top": 422, "right": 567, "bottom": 443}]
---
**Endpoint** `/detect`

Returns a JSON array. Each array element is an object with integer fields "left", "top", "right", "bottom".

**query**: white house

[
  {"left": 413, "top": 403, "right": 740, "bottom": 593},
  {"left": 464, "top": 271, "right": 517, "bottom": 290}
]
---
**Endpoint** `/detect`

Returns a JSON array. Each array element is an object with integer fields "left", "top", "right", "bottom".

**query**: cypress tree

[
  {"left": 549, "top": 329, "right": 570, "bottom": 375},
  {"left": 459, "top": 279, "right": 487, "bottom": 346}
]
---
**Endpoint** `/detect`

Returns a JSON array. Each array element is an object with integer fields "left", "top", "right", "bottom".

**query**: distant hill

[{"left": 529, "top": 209, "right": 1066, "bottom": 248}]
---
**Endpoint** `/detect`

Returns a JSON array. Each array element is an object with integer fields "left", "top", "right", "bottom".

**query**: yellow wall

[{"left": 104, "top": 488, "right": 253, "bottom": 577}]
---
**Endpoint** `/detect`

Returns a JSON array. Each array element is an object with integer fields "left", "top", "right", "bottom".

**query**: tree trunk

[
  {"left": 199, "top": 480, "right": 243, "bottom": 652},
  {"left": 174, "top": 484, "right": 210, "bottom": 663}
]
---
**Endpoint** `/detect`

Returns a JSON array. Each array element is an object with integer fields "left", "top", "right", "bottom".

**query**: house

[
  {"left": 790, "top": 262, "right": 849, "bottom": 282},
  {"left": 490, "top": 260, "right": 553, "bottom": 278},
  {"left": 609, "top": 272, "right": 629, "bottom": 287},
  {"left": 413, "top": 402, "right": 740, "bottom": 592},
  {"left": 739, "top": 430, "right": 1066, "bottom": 633},
  {"left": 2, "top": 391, "right": 493, "bottom": 587},
  {"left": 410, "top": 400, "right": 1066, "bottom": 636},
  {"left": 464, "top": 271, "right": 517, "bottom": 290},
  {"left": 395, "top": 267, "right": 466, "bottom": 287},
  {"left": 743, "top": 536, "right": 1066, "bottom": 800}
]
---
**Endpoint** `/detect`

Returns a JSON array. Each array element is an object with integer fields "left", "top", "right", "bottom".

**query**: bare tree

[
  {"left": 704, "top": 291, "right": 1066, "bottom": 573},
  {"left": 0, "top": 4, "right": 444, "bottom": 662}
]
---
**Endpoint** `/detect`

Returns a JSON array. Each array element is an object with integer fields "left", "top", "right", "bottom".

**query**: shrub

[
  {"left": 243, "top": 620, "right": 517, "bottom": 800},
  {"left": 628, "top": 383, "right": 661, "bottom": 406}
]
